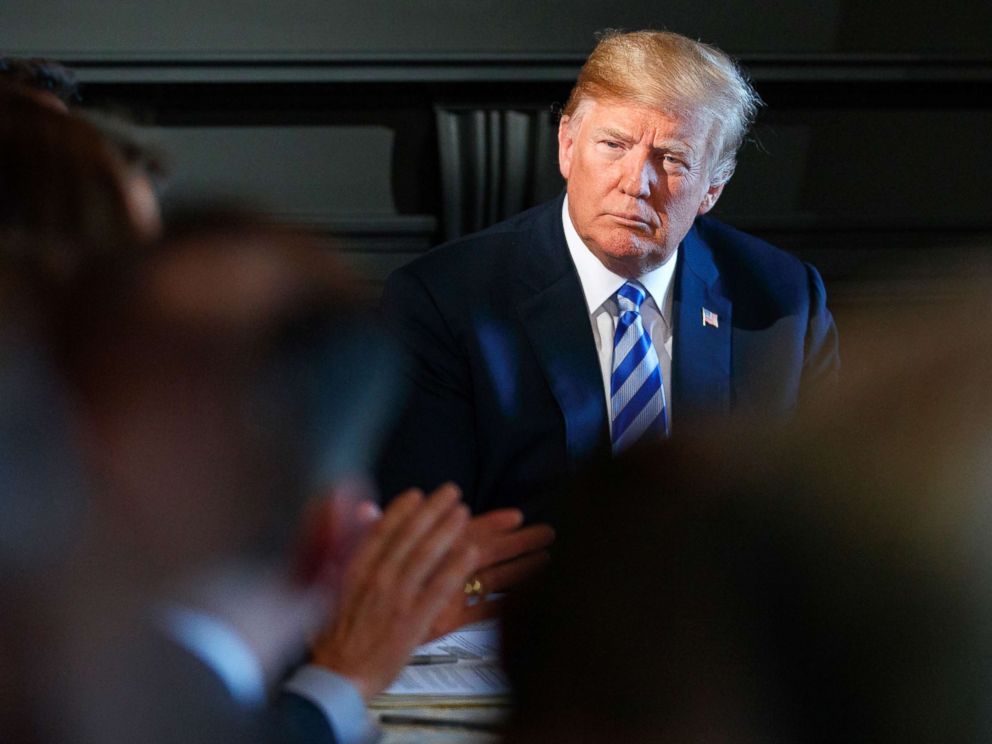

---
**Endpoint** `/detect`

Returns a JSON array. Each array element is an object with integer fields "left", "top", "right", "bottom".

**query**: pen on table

[
  {"left": 379, "top": 714, "right": 504, "bottom": 732},
  {"left": 407, "top": 653, "right": 458, "bottom": 665}
]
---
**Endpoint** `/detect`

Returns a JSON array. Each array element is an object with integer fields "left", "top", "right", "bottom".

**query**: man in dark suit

[{"left": 378, "top": 30, "right": 838, "bottom": 519}]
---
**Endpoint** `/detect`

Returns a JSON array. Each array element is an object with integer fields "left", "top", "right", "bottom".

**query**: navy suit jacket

[{"left": 377, "top": 195, "right": 838, "bottom": 518}]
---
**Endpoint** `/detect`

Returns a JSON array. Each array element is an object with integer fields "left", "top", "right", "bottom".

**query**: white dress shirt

[{"left": 561, "top": 196, "right": 677, "bottom": 431}]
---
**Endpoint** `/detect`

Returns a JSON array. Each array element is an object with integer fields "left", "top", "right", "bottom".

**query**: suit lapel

[
  {"left": 516, "top": 197, "right": 609, "bottom": 463},
  {"left": 672, "top": 224, "right": 732, "bottom": 423}
]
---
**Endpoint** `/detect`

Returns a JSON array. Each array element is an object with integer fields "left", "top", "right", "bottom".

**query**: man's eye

[{"left": 602, "top": 141, "right": 622, "bottom": 149}]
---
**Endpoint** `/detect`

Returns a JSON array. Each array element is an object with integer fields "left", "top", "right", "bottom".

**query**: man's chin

[
  {"left": 591, "top": 245, "right": 666, "bottom": 277},
  {"left": 600, "top": 233, "right": 667, "bottom": 262}
]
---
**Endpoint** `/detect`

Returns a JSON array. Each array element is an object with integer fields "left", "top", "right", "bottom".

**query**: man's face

[{"left": 558, "top": 98, "right": 724, "bottom": 277}]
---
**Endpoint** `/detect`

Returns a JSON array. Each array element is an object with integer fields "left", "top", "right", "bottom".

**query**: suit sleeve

[
  {"left": 276, "top": 666, "right": 378, "bottom": 744},
  {"left": 271, "top": 691, "right": 341, "bottom": 744},
  {"left": 800, "top": 262, "right": 840, "bottom": 407},
  {"left": 375, "top": 266, "right": 481, "bottom": 509}
]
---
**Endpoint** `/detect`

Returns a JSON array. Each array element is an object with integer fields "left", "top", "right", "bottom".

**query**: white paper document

[
  {"left": 412, "top": 619, "right": 500, "bottom": 661},
  {"left": 386, "top": 660, "right": 510, "bottom": 696},
  {"left": 381, "top": 620, "right": 510, "bottom": 698}
]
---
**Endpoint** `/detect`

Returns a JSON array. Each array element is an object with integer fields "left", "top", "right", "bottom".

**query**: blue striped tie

[{"left": 611, "top": 281, "right": 668, "bottom": 453}]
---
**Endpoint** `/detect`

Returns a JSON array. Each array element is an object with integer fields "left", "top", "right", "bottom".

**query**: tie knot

[{"left": 616, "top": 281, "right": 647, "bottom": 314}]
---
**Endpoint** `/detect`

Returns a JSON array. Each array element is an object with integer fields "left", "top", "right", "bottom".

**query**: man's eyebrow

[
  {"left": 592, "top": 127, "right": 635, "bottom": 144},
  {"left": 653, "top": 139, "right": 696, "bottom": 158}
]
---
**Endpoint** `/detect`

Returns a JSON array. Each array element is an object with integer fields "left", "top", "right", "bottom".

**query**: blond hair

[{"left": 563, "top": 30, "right": 762, "bottom": 185}]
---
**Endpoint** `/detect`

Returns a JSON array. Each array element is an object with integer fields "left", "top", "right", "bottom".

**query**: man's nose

[{"left": 618, "top": 151, "right": 653, "bottom": 198}]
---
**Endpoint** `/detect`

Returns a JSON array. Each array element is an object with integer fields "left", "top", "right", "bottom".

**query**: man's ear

[
  {"left": 558, "top": 116, "right": 574, "bottom": 181},
  {"left": 697, "top": 182, "right": 725, "bottom": 216}
]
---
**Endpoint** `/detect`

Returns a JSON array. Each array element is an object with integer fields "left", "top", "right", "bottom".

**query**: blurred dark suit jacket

[
  {"left": 82, "top": 625, "right": 338, "bottom": 744},
  {"left": 377, "top": 194, "right": 838, "bottom": 519}
]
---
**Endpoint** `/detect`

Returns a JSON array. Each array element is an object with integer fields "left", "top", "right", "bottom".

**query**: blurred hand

[
  {"left": 426, "top": 508, "right": 555, "bottom": 640},
  {"left": 293, "top": 478, "right": 383, "bottom": 592},
  {"left": 308, "top": 483, "right": 478, "bottom": 700}
]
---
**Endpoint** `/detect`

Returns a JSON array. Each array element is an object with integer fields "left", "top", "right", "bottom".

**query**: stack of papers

[{"left": 372, "top": 620, "right": 511, "bottom": 707}]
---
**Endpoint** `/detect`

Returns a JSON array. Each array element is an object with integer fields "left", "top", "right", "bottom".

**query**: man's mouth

[{"left": 607, "top": 213, "right": 653, "bottom": 230}]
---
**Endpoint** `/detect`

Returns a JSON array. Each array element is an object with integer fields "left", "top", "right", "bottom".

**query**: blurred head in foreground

[
  {"left": 0, "top": 87, "right": 157, "bottom": 283},
  {"left": 0, "top": 57, "right": 79, "bottom": 111},
  {"left": 506, "top": 292, "right": 992, "bottom": 744},
  {"left": 57, "top": 212, "right": 396, "bottom": 576}
]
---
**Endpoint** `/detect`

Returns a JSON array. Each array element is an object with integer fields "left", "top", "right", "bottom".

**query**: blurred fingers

[
  {"left": 341, "top": 487, "right": 424, "bottom": 590},
  {"left": 475, "top": 549, "right": 550, "bottom": 594},
  {"left": 413, "top": 543, "right": 480, "bottom": 624},
  {"left": 464, "top": 508, "right": 523, "bottom": 541},
  {"left": 354, "top": 499, "right": 382, "bottom": 527},
  {"left": 393, "top": 498, "right": 470, "bottom": 602},
  {"left": 373, "top": 483, "right": 463, "bottom": 578},
  {"left": 341, "top": 483, "right": 467, "bottom": 615},
  {"left": 478, "top": 523, "right": 556, "bottom": 567}
]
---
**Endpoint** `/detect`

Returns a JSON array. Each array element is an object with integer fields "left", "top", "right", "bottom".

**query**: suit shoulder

[
  {"left": 692, "top": 216, "right": 827, "bottom": 314},
  {"left": 694, "top": 216, "right": 825, "bottom": 290},
  {"left": 695, "top": 216, "right": 807, "bottom": 275}
]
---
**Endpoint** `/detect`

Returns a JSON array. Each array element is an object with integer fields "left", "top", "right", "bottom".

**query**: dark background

[{"left": 4, "top": 0, "right": 990, "bottom": 342}]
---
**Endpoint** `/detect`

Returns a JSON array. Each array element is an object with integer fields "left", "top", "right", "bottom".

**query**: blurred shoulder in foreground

[{"left": 505, "top": 284, "right": 992, "bottom": 744}]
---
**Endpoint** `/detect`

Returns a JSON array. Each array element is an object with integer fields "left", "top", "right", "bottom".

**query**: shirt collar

[{"left": 562, "top": 195, "right": 678, "bottom": 322}]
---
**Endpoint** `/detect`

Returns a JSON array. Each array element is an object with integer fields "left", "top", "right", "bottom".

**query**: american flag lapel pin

[{"left": 702, "top": 307, "right": 719, "bottom": 328}]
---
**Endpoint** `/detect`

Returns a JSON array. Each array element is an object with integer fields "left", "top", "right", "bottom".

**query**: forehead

[{"left": 577, "top": 98, "right": 714, "bottom": 148}]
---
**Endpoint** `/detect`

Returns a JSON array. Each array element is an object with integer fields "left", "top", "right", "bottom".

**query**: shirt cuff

[{"left": 282, "top": 664, "right": 378, "bottom": 744}]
